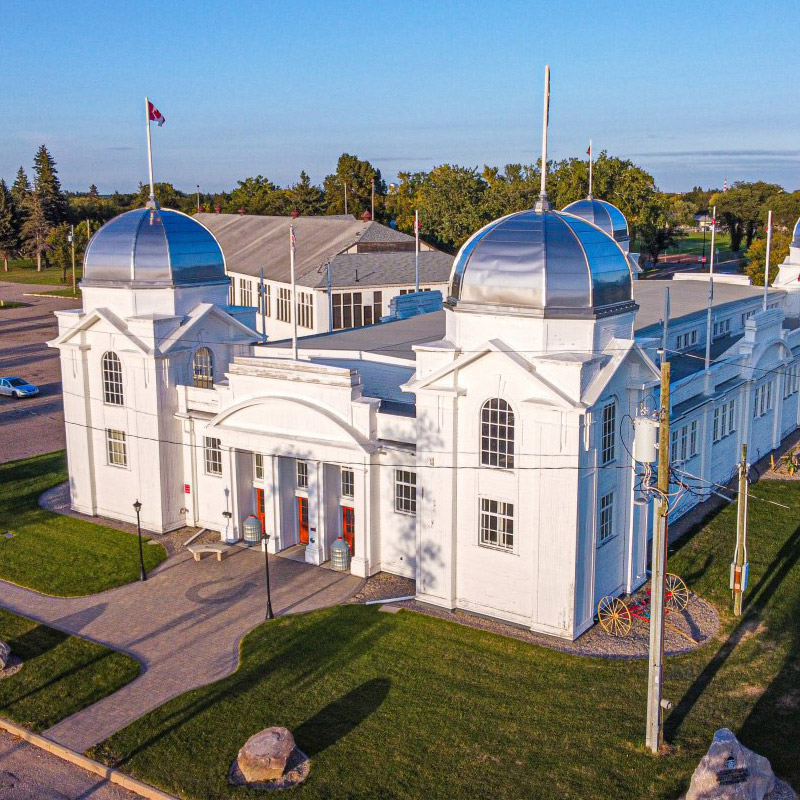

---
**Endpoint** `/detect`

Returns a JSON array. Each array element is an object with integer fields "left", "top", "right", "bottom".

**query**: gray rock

[
  {"left": 0, "top": 641, "right": 10, "bottom": 670},
  {"left": 687, "top": 728, "right": 776, "bottom": 800},
  {"left": 237, "top": 727, "right": 296, "bottom": 783}
]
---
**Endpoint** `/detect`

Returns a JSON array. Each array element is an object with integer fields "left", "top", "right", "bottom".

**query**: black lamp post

[
  {"left": 133, "top": 499, "right": 146, "bottom": 581},
  {"left": 702, "top": 221, "right": 708, "bottom": 270},
  {"left": 262, "top": 530, "right": 275, "bottom": 620}
]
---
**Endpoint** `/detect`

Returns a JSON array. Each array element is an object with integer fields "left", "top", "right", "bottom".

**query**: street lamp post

[
  {"left": 133, "top": 499, "right": 147, "bottom": 581},
  {"left": 701, "top": 220, "right": 707, "bottom": 270},
  {"left": 262, "top": 530, "right": 275, "bottom": 620}
]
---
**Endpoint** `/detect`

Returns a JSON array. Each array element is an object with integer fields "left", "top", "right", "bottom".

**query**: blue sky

[{"left": 2, "top": 0, "right": 799, "bottom": 194}]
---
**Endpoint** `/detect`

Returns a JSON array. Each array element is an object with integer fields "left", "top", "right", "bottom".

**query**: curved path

[{"left": 0, "top": 548, "right": 362, "bottom": 753}]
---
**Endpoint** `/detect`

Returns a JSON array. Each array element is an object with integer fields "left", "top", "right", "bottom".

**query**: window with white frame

[
  {"left": 742, "top": 310, "right": 756, "bottom": 326},
  {"left": 600, "top": 401, "right": 616, "bottom": 465},
  {"left": 675, "top": 330, "right": 698, "bottom": 350},
  {"left": 259, "top": 282, "right": 271, "bottom": 317},
  {"left": 341, "top": 468, "right": 354, "bottom": 498},
  {"left": 713, "top": 399, "right": 736, "bottom": 442},
  {"left": 480, "top": 398, "right": 514, "bottom": 469},
  {"left": 239, "top": 278, "right": 253, "bottom": 307},
  {"left": 713, "top": 318, "right": 731, "bottom": 339},
  {"left": 296, "top": 460, "right": 308, "bottom": 489},
  {"left": 105, "top": 429, "right": 127, "bottom": 467},
  {"left": 192, "top": 347, "right": 213, "bottom": 389},
  {"left": 297, "top": 291, "right": 314, "bottom": 329},
  {"left": 784, "top": 364, "right": 800, "bottom": 398},
  {"left": 101, "top": 352, "right": 124, "bottom": 405},
  {"left": 598, "top": 492, "right": 614, "bottom": 543},
  {"left": 277, "top": 287, "right": 292, "bottom": 322},
  {"left": 332, "top": 291, "right": 363, "bottom": 330},
  {"left": 204, "top": 437, "right": 222, "bottom": 475},
  {"left": 754, "top": 381, "right": 774, "bottom": 418},
  {"left": 254, "top": 453, "right": 264, "bottom": 480},
  {"left": 364, "top": 291, "right": 382, "bottom": 325},
  {"left": 479, "top": 497, "right": 514, "bottom": 551},
  {"left": 670, "top": 420, "right": 698, "bottom": 462},
  {"left": 394, "top": 469, "right": 416, "bottom": 515}
]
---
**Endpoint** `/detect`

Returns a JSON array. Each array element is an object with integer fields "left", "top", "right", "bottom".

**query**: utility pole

[
  {"left": 69, "top": 225, "right": 76, "bottom": 296},
  {"left": 733, "top": 444, "right": 749, "bottom": 616},
  {"left": 371, "top": 178, "right": 375, "bottom": 220},
  {"left": 344, "top": 182, "right": 348, "bottom": 215},
  {"left": 646, "top": 351, "right": 671, "bottom": 754}
]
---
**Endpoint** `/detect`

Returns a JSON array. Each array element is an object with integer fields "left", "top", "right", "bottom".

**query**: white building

[
  {"left": 195, "top": 213, "right": 452, "bottom": 339},
  {"left": 50, "top": 199, "right": 800, "bottom": 640}
]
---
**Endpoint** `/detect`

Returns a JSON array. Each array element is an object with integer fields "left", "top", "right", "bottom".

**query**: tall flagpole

[
  {"left": 290, "top": 224, "right": 298, "bottom": 360},
  {"left": 763, "top": 209, "right": 773, "bottom": 310},
  {"left": 145, "top": 97, "right": 155, "bottom": 208},
  {"left": 588, "top": 139, "right": 593, "bottom": 198},
  {"left": 704, "top": 206, "right": 717, "bottom": 372},
  {"left": 414, "top": 209, "right": 420, "bottom": 292},
  {"left": 536, "top": 65, "right": 551, "bottom": 211}
]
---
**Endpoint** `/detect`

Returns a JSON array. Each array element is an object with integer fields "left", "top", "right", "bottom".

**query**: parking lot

[{"left": 0, "top": 283, "right": 80, "bottom": 464}]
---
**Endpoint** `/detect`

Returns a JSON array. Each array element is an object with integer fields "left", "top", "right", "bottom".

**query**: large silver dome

[
  {"left": 792, "top": 216, "right": 800, "bottom": 248},
  {"left": 449, "top": 209, "right": 634, "bottom": 318},
  {"left": 561, "top": 198, "right": 630, "bottom": 245},
  {"left": 82, "top": 207, "right": 228, "bottom": 288}
]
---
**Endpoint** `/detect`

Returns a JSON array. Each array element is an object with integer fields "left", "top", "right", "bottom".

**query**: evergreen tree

[
  {"left": 286, "top": 171, "right": 324, "bottom": 215},
  {"left": 11, "top": 167, "right": 30, "bottom": 219},
  {"left": 32, "top": 144, "right": 68, "bottom": 226},
  {"left": 0, "top": 179, "right": 20, "bottom": 272},
  {"left": 88, "top": 183, "right": 100, "bottom": 197},
  {"left": 22, "top": 185, "right": 50, "bottom": 271}
]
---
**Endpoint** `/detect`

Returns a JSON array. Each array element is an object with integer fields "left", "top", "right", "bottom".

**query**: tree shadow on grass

[{"left": 664, "top": 523, "right": 800, "bottom": 743}]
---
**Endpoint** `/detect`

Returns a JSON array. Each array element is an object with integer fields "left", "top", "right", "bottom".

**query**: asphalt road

[{"left": 0, "top": 282, "right": 80, "bottom": 464}]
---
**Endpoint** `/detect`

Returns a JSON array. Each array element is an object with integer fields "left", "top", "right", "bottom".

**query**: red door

[
  {"left": 297, "top": 497, "right": 309, "bottom": 544},
  {"left": 342, "top": 506, "right": 355, "bottom": 555},
  {"left": 256, "top": 489, "right": 265, "bottom": 533}
]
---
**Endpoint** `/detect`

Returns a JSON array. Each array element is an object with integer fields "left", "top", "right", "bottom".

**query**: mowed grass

[
  {"left": 90, "top": 482, "right": 800, "bottom": 800},
  {"left": 0, "top": 452, "right": 166, "bottom": 596},
  {"left": 1, "top": 257, "right": 81, "bottom": 286},
  {"left": 0, "top": 607, "right": 140, "bottom": 731}
]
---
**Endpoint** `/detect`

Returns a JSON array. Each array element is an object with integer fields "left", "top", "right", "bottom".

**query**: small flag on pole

[
  {"left": 147, "top": 101, "right": 166, "bottom": 127},
  {"left": 414, "top": 213, "right": 420, "bottom": 235},
  {"left": 587, "top": 142, "right": 592, "bottom": 157},
  {"left": 290, "top": 225, "right": 297, "bottom": 252}
]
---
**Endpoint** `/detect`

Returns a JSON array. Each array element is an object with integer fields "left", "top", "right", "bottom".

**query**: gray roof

[
  {"left": 308, "top": 251, "right": 453, "bottom": 289},
  {"left": 195, "top": 213, "right": 428, "bottom": 287}
]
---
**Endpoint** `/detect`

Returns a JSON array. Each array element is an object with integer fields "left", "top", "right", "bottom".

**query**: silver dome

[
  {"left": 792, "top": 216, "right": 800, "bottom": 248},
  {"left": 449, "top": 209, "right": 633, "bottom": 318},
  {"left": 561, "top": 198, "right": 630, "bottom": 244},
  {"left": 82, "top": 207, "right": 228, "bottom": 288}
]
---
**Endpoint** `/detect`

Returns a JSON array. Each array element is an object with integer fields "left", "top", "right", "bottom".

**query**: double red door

[
  {"left": 256, "top": 489, "right": 266, "bottom": 533},
  {"left": 297, "top": 497, "right": 309, "bottom": 544},
  {"left": 342, "top": 506, "right": 355, "bottom": 555}
]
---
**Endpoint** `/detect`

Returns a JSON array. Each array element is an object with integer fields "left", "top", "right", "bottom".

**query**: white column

[
  {"left": 349, "top": 463, "right": 371, "bottom": 577},
  {"left": 304, "top": 460, "right": 325, "bottom": 565},
  {"left": 265, "top": 454, "right": 280, "bottom": 554}
]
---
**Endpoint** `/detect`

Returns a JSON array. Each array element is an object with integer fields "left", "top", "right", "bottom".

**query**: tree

[
  {"left": 480, "top": 163, "right": 539, "bottom": 219},
  {"left": 323, "top": 153, "right": 386, "bottom": 219},
  {"left": 636, "top": 197, "right": 686, "bottom": 266},
  {"left": 22, "top": 187, "right": 50, "bottom": 271},
  {"left": 384, "top": 170, "right": 428, "bottom": 232},
  {"left": 762, "top": 190, "right": 800, "bottom": 234},
  {"left": 32, "top": 144, "right": 68, "bottom": 227},
  {"left": 11, "top": 167, "right": 30, "bottom": 209},
  {"left": 744, "top": 230, "right": 791, "bottom": 286},
  {"left": 709, "top": 181, "right": 782, "bottom": 251},
  {"left": 224, "top": 176, "right": 288, "bottom": 215},
  {"left": 286, "top": 171, "right": 324, "bottom": 215},
  {"left": 0, "top": 179, "right": 20, "bottom": 272},
  {"left": 46, "top": 221, "right": 91, "bottom": 284},
  {"left": 415, "top": 164, "right": 487, "bottom": 251},
  {"left": 130, "top": 181, "right": 188, "bottom": 210}
]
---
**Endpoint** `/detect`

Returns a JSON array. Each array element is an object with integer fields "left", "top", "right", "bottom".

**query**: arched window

[
  {"left": 101, "top": 352, "right": 124, "bottom": 405},
  {"left": 481, "top": 398, "right": 514, "bottom": 468},
  {"left": 193, "top": 347, "right": 214, "bottom": 389}
]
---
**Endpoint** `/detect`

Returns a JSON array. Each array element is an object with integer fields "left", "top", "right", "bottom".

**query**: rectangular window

[
  {"left": 254, "top": 453, "right": 264, "bottom": 480},
  {"left": 714, "top": 400, "right": 736, "bottom": 442},
  {"left": 106, "top": 429, "right": 127, "bottom": 467},
  {"left": 373, "top": 291, "right": 383, "bottom": 322},
  {"left": 670, "top": 420, "right": 698, "bottom": 462},
  {"left": 394, "top": 469, "right": 417, "bottom": 515},
  {"left": 598, "top": 492, "right": 614, "bottom": 543},
  {"left": 259, "top": 282, "right": 271, "bottom": 317},
  {"left": 479, "top": 497, "right": 514, "bottom": 551},
  {"left": 204, "top": 437, "right": 222, "bottom": 475},
  {"left": 689, "top": 420, "right": 698, "bottom": 456},
  {"left": 713, "top": 318, "right": 731, "bottom": 339},
  {"left": 296, "top": 460, "right": 308, "bottom": 489},
  {"left": 754, "top": 381, "right": 774, "bottom": 418},
  {"left": 341, "top": 468, "right": 354, "bottom": 498},
  {"left": 277, "top": 287, "right": 292, "bottom": 322},
  {"left": 239, "top": 278, "right": 253, "bottom": 307},
  {"left": 600, "top": 402, "right": 616, "bottom": 465},
  {"left": 332, "top": 292, "right": 363, "bottom": 330},
  {"left": 297, "top": 291, "right": 314, "bottom": 329}
]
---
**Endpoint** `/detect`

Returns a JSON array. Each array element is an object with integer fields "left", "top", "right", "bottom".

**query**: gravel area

[
  {"left": 391, "top": 580, "right": 719, "bottom": 659},
  {"left": 349, "top": 572, "right": 416, "bottom": 603},
  {"left": 38, "top": 482, "right": 202, "bottom": 557}
]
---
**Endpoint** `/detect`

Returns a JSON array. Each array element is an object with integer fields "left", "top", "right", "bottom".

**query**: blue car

[{"left": 0, "top": 376, "right": 39, "bottom": 398}]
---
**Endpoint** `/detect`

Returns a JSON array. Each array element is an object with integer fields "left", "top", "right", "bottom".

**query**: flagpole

[
  {"left": 145, "top": 97, "right": 155, "bottom": 207},
  {"left": 536, "top": 64, "right": 551, "bottom": 211},
  {"left": 704, "top": 206, "right": 717, "bottom": 372},
  {"left": 588, "top": 139, "right": 593, "bottom": 198},
  {"left": 414, "top": 209, "right": 420, "bottom": 292},
  {"left": 290, "top": 225, "right": 298, "bottom": 360},
  {"left": 763, "top": 209, "right": 773, "bottom": 311}
]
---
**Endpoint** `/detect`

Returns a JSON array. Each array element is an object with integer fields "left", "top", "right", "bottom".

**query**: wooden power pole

[
  {"left": 733, "top": 445, "right": 749, "bottom": 616},
  {"left": 646, "top": 352, "right": 671, "bottom": 754}
]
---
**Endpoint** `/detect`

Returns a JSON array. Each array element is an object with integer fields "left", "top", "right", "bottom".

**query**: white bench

[{"left": 188, "top": 543, "right": 230, "bottom": 562}]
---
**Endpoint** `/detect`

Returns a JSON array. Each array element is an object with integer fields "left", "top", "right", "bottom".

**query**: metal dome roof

[
  {"left": 82, "top": 207, "right": 228, "bottom": 288},
  {"left": 449, "top": 209, "right": 633, "bottom": 318},
  {"left": 792, "top": 216, "right": 800, "bottom": 248},
  {"left": 561, "top": 198, "right": 630, "bottom": 243}
]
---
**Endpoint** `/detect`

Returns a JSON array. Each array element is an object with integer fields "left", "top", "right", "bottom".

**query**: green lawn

[
  {"left": 89, "top": 482, "right": 800, "bottom": 800},
  {"left": 1, "top": 257, "right": 81, "bottom": 286},
  {"left": 0, "top": 608, "right": 140, "bottom": 731},
  {"left": 0, "top": 452, "right": 166, "bottom": 596}
]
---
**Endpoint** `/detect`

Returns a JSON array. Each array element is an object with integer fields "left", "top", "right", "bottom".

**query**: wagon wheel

[
  {"left": 597, "top": 596, "right": 632, "bottom": 637},
  {"left": 665, "top": 573, "right": 689, "bottom": 612}
]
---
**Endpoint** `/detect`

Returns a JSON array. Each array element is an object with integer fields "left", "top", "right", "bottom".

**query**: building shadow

[{"left": 293, "top": 677, "right": 390, "bottom": 756}]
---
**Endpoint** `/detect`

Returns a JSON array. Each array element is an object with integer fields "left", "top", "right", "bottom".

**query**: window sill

[
  {"left": 478, "top": 542, "right": 515, "bottom": 554},
  {"left": 107, "top": 463, "right": 128, "bottom": 469},
  {"left": 394, "top": 509, "right": 416, "bottom": 517},
  {"left": 205, "top": 471, "right": 223, "bottom": 478},
  {"left": 596, "top": 533, "right": 619, "bottom": 549}
]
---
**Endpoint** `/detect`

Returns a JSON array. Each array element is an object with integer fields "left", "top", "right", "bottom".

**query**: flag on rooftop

[
  {"left": 147, "top": 100, "right": 165, "bottom": 126},
  {"left": 290, "top": 225, "right": 297, "bottom": 251}
]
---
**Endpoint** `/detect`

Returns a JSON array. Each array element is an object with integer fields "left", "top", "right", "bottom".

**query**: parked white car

[{"left": 0, "top": 376, "right": 39, "bottom": 398}]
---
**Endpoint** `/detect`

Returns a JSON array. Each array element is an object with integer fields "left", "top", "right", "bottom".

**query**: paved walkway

[{"left": 0, "top": 548, "right": 363, "bottom": 753}]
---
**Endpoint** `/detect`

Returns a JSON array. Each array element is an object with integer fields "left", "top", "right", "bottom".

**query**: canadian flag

[{"left": 148, "top": 100, "right": 165, "bottom": 126}]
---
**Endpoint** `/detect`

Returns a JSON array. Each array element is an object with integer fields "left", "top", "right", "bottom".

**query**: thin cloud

[{"left": 631, "top": 149, "right": 800, "bottom": 158}]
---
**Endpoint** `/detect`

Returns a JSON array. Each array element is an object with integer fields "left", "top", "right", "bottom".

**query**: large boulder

[
  {"left": 0, "top": 641, "right": 10, "bottom": 670},
  {"left": 237, "top": 727, "right": 296, "bottom": 783},
  {"left": 687, "top": 728, "right": 778, "bottom": 800}
]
